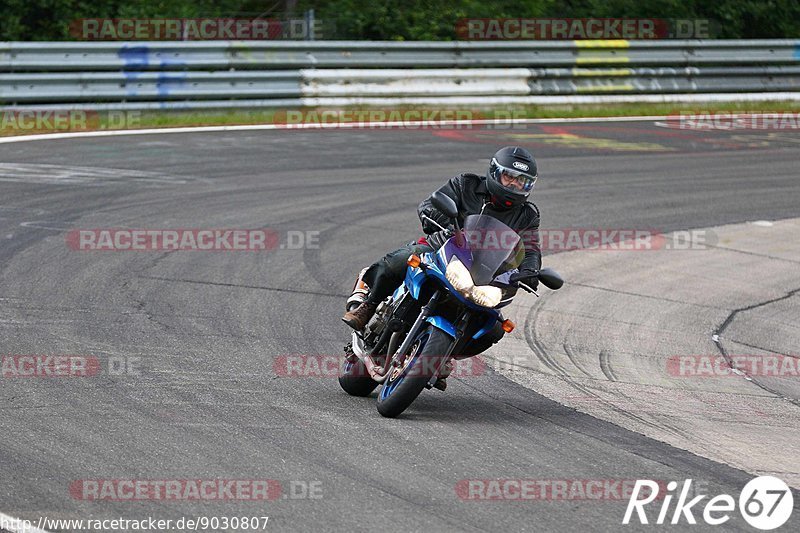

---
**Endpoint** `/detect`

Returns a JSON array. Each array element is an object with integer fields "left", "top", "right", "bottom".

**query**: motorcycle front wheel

[{"left": 376, "top": 325, "right": 451, "bottom": 418}]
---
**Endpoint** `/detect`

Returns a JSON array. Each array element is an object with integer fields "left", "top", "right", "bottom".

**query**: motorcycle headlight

[
  {"left": 445, "top": 258, "right": 504, "bottom": 308},
  {"left": 469, "top": 285, "right": 503, "bottom": 308},
  {"left": 445, "top": 257, "right": 474, "bottom": 294}
]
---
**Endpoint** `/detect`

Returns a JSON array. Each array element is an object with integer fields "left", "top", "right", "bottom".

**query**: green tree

[{"left": 1, "top": 0, "right": 797, "bottom": 41}]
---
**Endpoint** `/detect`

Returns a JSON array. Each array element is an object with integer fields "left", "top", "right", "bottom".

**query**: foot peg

[{"left": 343, "top": 342, "right": 358, "bottom": 364}]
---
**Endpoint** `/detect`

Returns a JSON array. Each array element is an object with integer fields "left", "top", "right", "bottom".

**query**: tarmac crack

[
  {"left": 712, "top": 286, "right": 800, "bottom": 407},
  {"left": 722, "top": 338, "right": 799, "bottom": 359}
]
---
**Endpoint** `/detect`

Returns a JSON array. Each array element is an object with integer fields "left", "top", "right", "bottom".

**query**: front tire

[{"left": 376, "top": 326, "right": 451, "bottom": 418}]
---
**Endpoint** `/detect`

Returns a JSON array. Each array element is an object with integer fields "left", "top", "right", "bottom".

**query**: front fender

[{"left": 425, "top": 316, "right": 456, "bottom": 338}]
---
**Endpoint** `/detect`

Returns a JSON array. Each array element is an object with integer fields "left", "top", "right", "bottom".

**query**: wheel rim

[{"left": 379, "top": 330, "right": 429, "bottom": 400}]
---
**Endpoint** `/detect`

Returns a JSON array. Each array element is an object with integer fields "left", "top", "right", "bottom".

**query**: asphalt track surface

[{"left": 1, "top": 121, "right": 799, "bottom": 532}]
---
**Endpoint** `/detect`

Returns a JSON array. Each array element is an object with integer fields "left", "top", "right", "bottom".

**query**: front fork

[
  {"left": 348, "top": 290, "right": 475, "bottom": 386},
  {"left": 389, "top": 290, "right": 441, "bottom": 365},
  {"left": 391, "top": 290, "right": 473, "bottom": 389},
  {"left": 348, "top": 291, "right": 442, "bottom": 383},
  {"left": 424, "top": 309, "right": 473, "bottom": 388}
]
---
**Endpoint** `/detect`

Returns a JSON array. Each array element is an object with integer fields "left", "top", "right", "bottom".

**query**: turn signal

[
  {"left": 501, "top": 319, "right": 515, "bottom": 333},
  {"left": 407, "top": 254, "right": 421, "bottom": 268}
]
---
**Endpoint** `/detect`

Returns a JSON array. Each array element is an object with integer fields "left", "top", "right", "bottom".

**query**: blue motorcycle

[{"left": 340, "top": 192, "right": 564, "bottom": 418}]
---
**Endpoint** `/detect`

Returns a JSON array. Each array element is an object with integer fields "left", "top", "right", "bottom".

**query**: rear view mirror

[
  {"left": 431, "top": 191, "right": 458, "bottom": 219},
  {"left": 538, "top": 268, "right": 564, "bottom": 290}
]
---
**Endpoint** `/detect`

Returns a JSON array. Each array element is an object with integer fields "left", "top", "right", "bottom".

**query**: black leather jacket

[{"left": 417, "top": 173, "right": 542, "bottom": 271}]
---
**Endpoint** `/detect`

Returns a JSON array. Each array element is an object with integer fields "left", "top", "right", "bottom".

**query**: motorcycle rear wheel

[{"left": 338, "top": 358, "right": 379, "bottom": 397}]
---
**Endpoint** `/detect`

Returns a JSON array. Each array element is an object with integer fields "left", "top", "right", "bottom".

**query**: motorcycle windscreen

[{"left": 462, "top": 214, "right": 524, "bottom": 285}]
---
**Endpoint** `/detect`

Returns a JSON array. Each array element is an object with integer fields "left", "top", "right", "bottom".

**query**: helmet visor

[{"left": 491, "top": 158, "right": 537, "bottom": 193}]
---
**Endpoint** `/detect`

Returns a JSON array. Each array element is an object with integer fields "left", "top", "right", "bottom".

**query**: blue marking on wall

[
  {"left": 118, "top": 45, "right": 150, "bottom": 69},
  {"left": 156, "top": 58, "right": 188, "bottom": 106},
  {"left": 118, "top": 45, "right": 149, "bottom": 98},
  {"left": 118, "top": 45, "right": 189, "bottom": 107}
]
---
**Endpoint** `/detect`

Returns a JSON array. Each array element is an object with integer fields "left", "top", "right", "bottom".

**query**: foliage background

[{"left": 1, "top": 0, "right": 798, "bottom": 41}]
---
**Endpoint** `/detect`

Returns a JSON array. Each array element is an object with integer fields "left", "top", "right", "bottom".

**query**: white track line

[
  {"left": 0, "top": 116, "right": 669, "bottom": 144},
  {"left": 0, "top": 112, "right": 795, "bottom": 145},
  {"left": 0, "top": 511, "right": 52, "bottom": 533}
]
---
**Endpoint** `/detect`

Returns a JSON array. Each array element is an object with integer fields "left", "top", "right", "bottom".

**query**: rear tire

[
  {"left": 376, "top": 326, "right": 451, "bottom": 418},
  {"left": 338, "top": 358, "right": 379, "bottom": 397}
]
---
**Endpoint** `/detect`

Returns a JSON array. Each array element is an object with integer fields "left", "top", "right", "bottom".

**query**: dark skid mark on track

[
  {"left": 599, "top": 350, "right": 618, "bottom": 382},
  {"left": 138, "top": 275, "right": 348, "bottom": 299},
  {"left": 568, "top": 281, "right": 724, "bottom": 310},
  {"left": 525, "top": 303, "right": 677, "bottom": 438},
  {"left": 563, "top": 342, "right": 594, "bottom": 378}
]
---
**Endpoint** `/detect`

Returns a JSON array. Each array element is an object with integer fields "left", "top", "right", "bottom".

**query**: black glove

[{"left": 510, "top": 268, "right": 540, "bottom": 290}]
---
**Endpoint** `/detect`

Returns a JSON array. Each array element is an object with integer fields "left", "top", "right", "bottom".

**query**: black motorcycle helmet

[{"left": 486, "top": 146, "right": 538, "bottom": 209}]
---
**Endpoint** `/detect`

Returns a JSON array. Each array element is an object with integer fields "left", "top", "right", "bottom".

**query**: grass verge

[{"left": 2, "top": 101, "right": 800, "bottom": 137}]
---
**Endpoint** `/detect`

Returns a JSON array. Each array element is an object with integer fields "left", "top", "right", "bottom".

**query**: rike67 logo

[{"left": 623, "top": 476, "right": 794, "bottom": 530}]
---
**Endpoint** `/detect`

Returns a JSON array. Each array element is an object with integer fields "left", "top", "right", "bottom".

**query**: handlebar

[
  {"left": 420, "top": 214, "right": 447, "bottom": 232},
  {"left": 517, "top": 281, "right": 539, "bottom": 297}
]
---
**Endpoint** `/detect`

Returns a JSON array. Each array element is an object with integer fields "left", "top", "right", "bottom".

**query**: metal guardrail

[
  {"left": 1, "top": 71, "right": 302, "bottom": 102},
  {"left": 1, "top": 40, "right": 799, "bottom": 108},
  {"left": 2, "top": 40, "right": 799, "bottom": 70}
]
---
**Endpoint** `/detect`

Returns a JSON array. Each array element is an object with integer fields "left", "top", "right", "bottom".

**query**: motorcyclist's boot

[
  {"left": 341, "top": 301, "right": 378, "bottom": 331},
  {"left": 346, "top": 267, "right": 370, "bottom": 312}
]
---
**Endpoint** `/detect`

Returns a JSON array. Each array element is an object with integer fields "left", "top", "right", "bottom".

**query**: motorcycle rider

[{"left": 342, "top": 146, "right": 542, "bottom": 356}]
